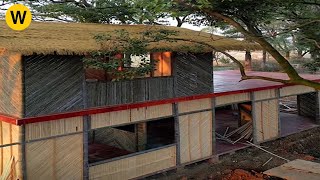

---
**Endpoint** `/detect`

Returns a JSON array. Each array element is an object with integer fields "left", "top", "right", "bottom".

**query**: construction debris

[
  {"left": 279, "top": 97, "right": 297, "bottom": 113},
  {"left": 262, "top": 157, "right": 273, "bottom": 167},
  {"left": 216, "top": 121, "right": 253, "bottom": 144},
  {"left": 246, "top": 141, "right": 290, "bottom": 162}
]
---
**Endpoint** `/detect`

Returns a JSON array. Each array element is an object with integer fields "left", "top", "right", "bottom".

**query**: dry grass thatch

[{"left": 0, "top": 20, "right": 261, "bottom": 55}]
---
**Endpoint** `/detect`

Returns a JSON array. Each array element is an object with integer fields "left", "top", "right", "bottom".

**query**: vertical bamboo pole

[
  {"left": 21, "top": 54, "right": 27, "bottom": 180},
  {"left": 19, "top": 124, "right": 26, "bottom": 180},
  {"left": 277, "top": 89, "right": 282, "bottom": 137},
  {"left": 317, "top": 91, "right": 320, "bottom": 124},
  {"left": 250, "top": 92, "right": 258, "bottom": 144},
  {"left": 82, "top": 67, "right": 89, "bottom": 180},
  {"left": 172, "top": 53, "right": 181, "bottom": 166},
  {"left": 211, "top": 98, "right": 216, "bottom": 155}
]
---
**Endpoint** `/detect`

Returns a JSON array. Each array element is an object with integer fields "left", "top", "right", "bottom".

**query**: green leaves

[{"left": 84, "top": 29, "right": 175, "bottom": 81}]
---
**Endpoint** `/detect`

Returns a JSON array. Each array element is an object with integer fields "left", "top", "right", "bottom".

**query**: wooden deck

[
  {"left": 265, "top": 159, "right": 320, "bottom": 180},
  {"left": 214, "top": 70, "right": 320, "bottom": 93}
]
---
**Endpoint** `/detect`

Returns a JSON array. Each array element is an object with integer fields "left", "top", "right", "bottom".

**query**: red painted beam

[{"left": 0, "top": 113, "right": 19, "bottom": 125}]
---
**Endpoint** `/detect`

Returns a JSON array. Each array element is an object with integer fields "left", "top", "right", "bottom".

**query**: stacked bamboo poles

[{"left": 216, "top": 121, "right": 253, "bottom": 144}]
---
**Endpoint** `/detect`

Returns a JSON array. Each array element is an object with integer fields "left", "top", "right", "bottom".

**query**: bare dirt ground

[{"left": 147, "top": 127, "right": 320, "bottom": 180}]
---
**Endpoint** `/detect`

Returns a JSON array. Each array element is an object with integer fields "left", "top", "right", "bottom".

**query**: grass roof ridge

[{"left": 0, "top": 20, "right": 261, "bottom": 55}]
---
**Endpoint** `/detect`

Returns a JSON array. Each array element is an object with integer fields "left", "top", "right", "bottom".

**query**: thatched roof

[{"left": 0, "top": 20, "right": 261, "bottom": 55}]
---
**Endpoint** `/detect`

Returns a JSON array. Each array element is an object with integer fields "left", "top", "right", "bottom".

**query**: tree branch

[{"left": 173, "top": 0, "right": 305, "bottom": 81}]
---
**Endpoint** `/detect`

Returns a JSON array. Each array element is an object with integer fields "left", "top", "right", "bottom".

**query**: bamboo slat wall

[
  {"left": 0, "top": 52, "right": 23, "bottom": 117},
  {"left": 178, "top": 98, "right": 211, "bottom": 114},
  {"left": 280, "top": 85, "right": 315, "bottom": 97},
  {"left": 297, "top": 93, "right": 318, "bottom": 119},
  {"left": 87, "top": 77, "right": 174, "bottom": 107},
  {"left": 175, "top": 52, "right": 213, "bottom": 97},
  {"left": 0, "top": 122, "right": 22, "bottom": 179},
  {"left": 91, "top": 104, "right": 173, "bottom": 129},
  {"left": 89, "top": 145, "right": 176, "bottom": 180},
  {"left": 216, "top": 93, "right": 250, "bottom": 106},
  {"left": 179, "top": 111, "right": 212, "bottom": 164},
  {"left": 24, "top": 55, "right": 84, "bottom": 117},
  {"left": 254, "top": 99, "right": 279, "bottom": 142},
  {"left": 91, "top": 110, "right": 131, "bottom": 129},
  {"left": 254, "top": 89, "right": 277, "bottom": 101},
  {"left": 26, "top": 134, "right": 83, "bottom": 180},
  {"left": 145, "top": 104, "right": 173, "bottom": 121},
  {"left": 25, "top": 117, "right": 83, "bottom": 141},
  {"left": 0, "top": 121, "right": 21, "bottom": 145}
]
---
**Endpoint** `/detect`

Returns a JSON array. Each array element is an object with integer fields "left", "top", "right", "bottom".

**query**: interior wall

[
  {"left": 24, "top": 55, "right": 84, "bottom": 117},
  {"left": 90, "top": 127, "right": 137, "bottom": 152},
  {"left": 0, "top": 51, "right": 23, "bottom": 117}
]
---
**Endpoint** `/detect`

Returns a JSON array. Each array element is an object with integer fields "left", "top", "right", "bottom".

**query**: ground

[{"left": 148, "top": 127, "right": 320, "bottom": 180}]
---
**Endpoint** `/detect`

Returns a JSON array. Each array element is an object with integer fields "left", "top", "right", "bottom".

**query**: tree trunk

[
  {"left": 245, "top": 51, "right": 252, "bottom": 71},
  {"left": 262, "top": 50, "right": 267, "bottom": 68},
  {"left": 176, "top": 17, "right": 183, "bottom": 27},
  {"left": 297, "top": 50, "right": 303, "bottom": 58},
  {"left": 285, "top": 51, "right": 290, "bottom": 59}
]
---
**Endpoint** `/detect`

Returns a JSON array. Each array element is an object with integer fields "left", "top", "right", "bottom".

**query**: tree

[
  {"left": 174, "top": 0, "right": 320, "bottom": 89},
  {"left": 29, "top": 0, "right": 194, "bottom": 27}
]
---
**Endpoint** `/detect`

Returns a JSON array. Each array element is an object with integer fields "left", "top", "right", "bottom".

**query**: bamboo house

[{"left": 0, "top": 21, "right": 319, "bottom": 180}]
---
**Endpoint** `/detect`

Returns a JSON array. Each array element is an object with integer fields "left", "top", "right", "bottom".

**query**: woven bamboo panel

[
  {"left": 89, "top": 145, "right": 176, "bottom": 180},
  {"left": 179, "top": 111, "right": 212, "bottom": 164},
  {"left": 280, "top": 85, "right": 315, "bottom": 97},
  {"left": 178, "top": 98, "right": 211, "bottom": 114},
  {"left": 0, "top": 52, "right": 23, "bottom": 117},
  {"left": 91, "top": 104, "right": 173, "bottom": 129},
  {"left": 216, "top": 93, "right": 250, "bottom": 106},
  {"left": 0, "top": 121, "right": 21, "bottom": 145},
  {"left": 91, "top": 110, "right": 131, "bottom": 129},
  {"left": 254, "top": 99, "right": 279, "bottom": 142},
  {"left": 254, "top": 89, "right": 277, "bottom": 101},
  {"left": 24, "top": 55, "right": 83, "bottom": 117},
  {"left": 25, "top": 116, "right": 83, "bottom": 141},
  {"left": 26, "top": 134, "right": 83, "bottom": 180},
  {"left": 175, "top": 52, "right": 213, "bottom": 97}
]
